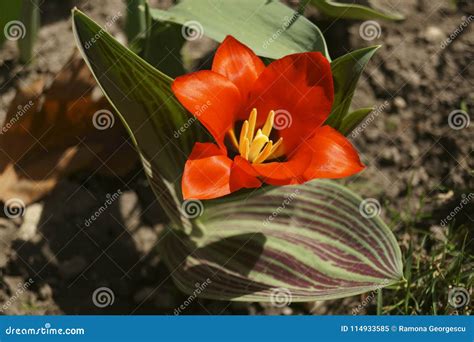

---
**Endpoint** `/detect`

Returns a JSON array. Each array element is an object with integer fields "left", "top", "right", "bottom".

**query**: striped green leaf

[
  {"left": 162, "top": 180, "right": 403, "bottom": 301},
  {"left": 72, "top": 9, "right": 209, "bottom": 229},
  {"left": 149, "top": 0, "right": 330, "bottom": 60},
  {"left": 309, "top": 0, "right": 404, "bottom": 21}
]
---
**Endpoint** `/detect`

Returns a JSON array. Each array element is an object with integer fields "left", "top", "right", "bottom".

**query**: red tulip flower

[{"left": 172, "top": 36, "right": 364, "bottom": 200}]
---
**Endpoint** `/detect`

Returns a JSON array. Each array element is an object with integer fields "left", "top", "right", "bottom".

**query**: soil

[{"left": 0, "top": 0, "right": 472, "bottom": 315}]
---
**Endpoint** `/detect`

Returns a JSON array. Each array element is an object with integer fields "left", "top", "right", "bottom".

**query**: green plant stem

[
  {"left": 376, "top": 289, "right": 383, "bottom": 315},
  {"left": 125, "top": 0, "right": 147, "bottom": 43},
  {"left": 18, "top": 0, "right": 39, "bottom": 64}
]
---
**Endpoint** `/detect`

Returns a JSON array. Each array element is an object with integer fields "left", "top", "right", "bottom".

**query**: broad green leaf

[
  {"left": 72, "top": 10, "right": 209, "bottom": 229},
  {"left": 149, "top": 0, "right": 330, "bottom": 60},
  {"left": 325, "top": 45, "right": 379, "bottom": 131},
  {"left": 162, "top": 180, "right": 403, "bottom": 301},
  {"left": 309, "top": 0, "right": 404, "bottom": 21},
  {"left": 339, "top": 107, "right": 373, "bottom": 135}
]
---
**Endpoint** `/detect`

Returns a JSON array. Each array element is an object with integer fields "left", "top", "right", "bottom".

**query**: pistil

[{"left": 229, "top": 108, "right": 283, "bottom": 164}]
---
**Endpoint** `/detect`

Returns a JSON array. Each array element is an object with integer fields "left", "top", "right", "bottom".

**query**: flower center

[{"left": 228, "top": 108, "right": 283, "bottom": 164}]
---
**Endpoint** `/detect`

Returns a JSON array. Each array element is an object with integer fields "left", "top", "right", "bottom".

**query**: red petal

[
  {"left": 246, "top": 52, "right": 334, "bottom": 153},
  {"left": 230, "top": 156, "right": 262, "bottom": 191},
  {"left": 303, "top": 126, "right": 365, "bottom": 179},
  {"left": 212, "top": 36, "right": 265, "bottom": 104},
  {"left": 182, "top": 143, "right": 233, "bottom": 200},
  {"left": 251, "top": 148, "right": 313, "bottom": 186},
  {"left": 172, "top": 71, "right": 241, "bottom": 149},
  {"left": 252, "top": 126, "right": 363, "bottom": 185}
]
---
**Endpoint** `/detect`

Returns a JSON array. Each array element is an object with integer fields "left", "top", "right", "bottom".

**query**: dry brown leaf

[{"left": 0, "top": 52, "right": 137, "bottom": 205}]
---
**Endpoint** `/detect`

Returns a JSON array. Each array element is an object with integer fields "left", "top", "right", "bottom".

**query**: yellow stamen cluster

[{"left": 229, "top": 108, "right": 283, "bottom": 164}]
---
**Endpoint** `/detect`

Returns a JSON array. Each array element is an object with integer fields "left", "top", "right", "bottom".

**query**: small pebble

[
  {"left": 59, "top": 256, "right": 87, "bottom": 279},
  {"left": 17, "top": 203, "right": 43, "bottom": 241},
  {"left": 424, "top": 26, "right": 444, "bottom": 43},
  {"left": 38, "top": 283, "right": 53, "bottom": 300},
  {"left": 393, "top": 96, "right": 407, "bottom": 110}
]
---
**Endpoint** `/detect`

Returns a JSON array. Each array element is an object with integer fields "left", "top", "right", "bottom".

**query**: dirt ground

[{"left": 0, "top": 0, "right": 472, "bottom": 315}]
